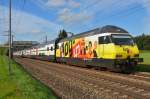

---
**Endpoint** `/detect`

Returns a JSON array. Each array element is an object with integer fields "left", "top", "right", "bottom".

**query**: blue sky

[{"left": 0, "top": 0, "right": 150, "bottom": 44}]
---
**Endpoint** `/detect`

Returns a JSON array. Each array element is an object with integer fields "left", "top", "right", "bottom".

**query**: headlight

[{"left": 116, "top": 54, "right": 122, "bottom": 58}]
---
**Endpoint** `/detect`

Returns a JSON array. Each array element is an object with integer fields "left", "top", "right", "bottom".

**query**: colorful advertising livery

[{"left": 14, "top": 25, "right": 143, "bottom": 73}]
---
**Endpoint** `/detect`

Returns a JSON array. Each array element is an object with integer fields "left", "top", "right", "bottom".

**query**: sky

[{"left": 0, "top": 0, "right": 150, "bottom": 44}]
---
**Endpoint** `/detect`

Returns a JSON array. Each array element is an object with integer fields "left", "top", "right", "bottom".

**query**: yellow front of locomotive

[
  {"left": 111, "top": 34, "right": 143, "bottom": 72},
  {"left": 96, "top": 32, "right": 143, "bottom": 72},
  {"left": 112, "top": 34, "right": 140, "bottom": 60},
  {"left": 115, "top": 43, "right": 139, "bottom": 60}
]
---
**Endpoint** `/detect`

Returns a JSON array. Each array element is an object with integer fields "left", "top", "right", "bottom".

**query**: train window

[
  {"left": 99, "top": 36, "right": 104, "bottom": 44},
  {"left": 47, "top": 47, "right": 49, "bottom": 51},
  {"left": 50, "top": 47, "right": 53, "bottom": 51},
  {"left": 104, "top": 36, "right": 111, "bottom": 44},
  {"left": 99, "top": 36, "right": 111, "bottom": 44}
]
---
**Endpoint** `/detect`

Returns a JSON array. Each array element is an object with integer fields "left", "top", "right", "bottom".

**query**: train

[{"left": 13, "top": 25, "right": 143, "bottom": 73}]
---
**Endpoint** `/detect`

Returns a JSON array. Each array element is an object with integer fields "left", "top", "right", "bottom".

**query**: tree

[
  {"left": 134, "top": 33, "right": 150, "bottom": 50},
  {"left": 58, "top": 29, "right": 68, "bottom": 39},
  {"left": 53, "top": 29, "right": 68, "bottom": 61}
]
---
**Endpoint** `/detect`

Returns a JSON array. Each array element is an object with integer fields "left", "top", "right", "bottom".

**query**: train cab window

[
  {"left": 99, "top": 36, "right": 111, "bottom": 44},
  {"left": 99, "top": 37, "right": 104, "bottom": 44}
]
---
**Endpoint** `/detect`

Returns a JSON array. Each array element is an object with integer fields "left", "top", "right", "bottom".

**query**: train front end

[
  {"left": 111, "top": 34, "right": 143, "bottom": 72},
  {"left": 96, "top": 25, "right": 143, "bottom": 73}
]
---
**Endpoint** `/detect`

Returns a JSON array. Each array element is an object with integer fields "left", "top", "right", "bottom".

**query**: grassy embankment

[
  {"left": 135, "top": 50, "right": 150, "bottom": 72},
  {"left": 0, "top": 47, "right": 57, "bottom": 99}
]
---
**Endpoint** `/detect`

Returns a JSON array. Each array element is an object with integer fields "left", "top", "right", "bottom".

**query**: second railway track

[{"left": 15, "top": 58, "right": 150, "bottom": 99}]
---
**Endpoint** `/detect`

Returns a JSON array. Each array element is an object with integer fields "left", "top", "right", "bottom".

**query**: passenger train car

[{"left": 13, "top": 25, "right": 143, "bottom": 73}]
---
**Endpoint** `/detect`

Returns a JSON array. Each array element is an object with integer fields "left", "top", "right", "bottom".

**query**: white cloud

[
  {"left": 58, "top": 8, "right": 92, "bottom": 26},
  {"left": 35, "top": 0, "right": 80, "bottom": 9},
  {"left": 0, "top": 5, "right": 62, "bottom": 35},
  {"left": 68, "top": 0, "right": 80, "bottom": 8},
  {"left": 1, "top": 0, "right": 150, "bottom": 41},
  {"left": 46, "top": 0, "right": 66, "bottom": 7},
  {"left": 35, "top": 0, "right": 150, "bottom": 33},
  {"left": 56, "top": 0, "right": 139, "bottom": 27},
  {"left": 0, "top": 5, "right": 63, "bottom": 43}
]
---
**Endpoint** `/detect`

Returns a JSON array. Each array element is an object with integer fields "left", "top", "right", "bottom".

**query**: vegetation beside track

[
  {"left": 0, "top": 47, "right": 7, "bottom": 55},
  {"left": 0, "top": 55, "right": 57, "bottom": 99},
  {"left": 135, "top": 50, "right": 150, "bottom": 72}
]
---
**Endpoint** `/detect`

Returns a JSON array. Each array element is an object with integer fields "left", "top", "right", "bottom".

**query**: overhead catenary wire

[
  {"left": 67, "top": 0, "right": 127, "bottom": 29},
  {"left": 57, "top": 0, "right": 104, "bottom": 27},
  {"left": 95, "top": 1, "right": 150, "bottom": 23},
  {"left": 78, "top": 1, "right": 150, "bottom": 31}
]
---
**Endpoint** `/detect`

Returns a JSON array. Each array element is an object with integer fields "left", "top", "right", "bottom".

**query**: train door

[
  {"left": 98, "top": 36, "right": 112, "bottom": 59},
  {"left": 102, "top": 36, "right": 112, "bottom": 59},
  {"left": 98, "top": 36, "right": 104, "bottom": 58},
  {"left": 100, "top": 36, "right": 115, "bottom": 59}
]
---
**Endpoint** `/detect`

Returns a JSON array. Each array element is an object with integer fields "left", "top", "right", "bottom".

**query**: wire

[
  {"left": 97, "top": 1, "right": 150, "bottom": 23},
  {"left": 78, "top": 1, "right": 150, "bottom": 30},
  {"left": 67, "top": 0, "right": 125, "bottom": 28},
  {"left": 80, "top": 0, "right": 102, "bottom": 10},
  {"left": 57, "top": 0, "right": 103, "bottom": 27}
]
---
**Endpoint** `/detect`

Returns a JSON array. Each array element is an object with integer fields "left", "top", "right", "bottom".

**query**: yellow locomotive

[
  {"left": 56, "top": 25, "right": 143, "bottom": 73},
  {"left": 13, "top": 25, "right": 143, "bottom": 73}
]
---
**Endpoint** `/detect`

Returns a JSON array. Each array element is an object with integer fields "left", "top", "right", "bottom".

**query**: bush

[
  {"left": 134, "top": 34, "right": 150, "bottom": 50},
  {"left": 144, "top": 45, "right": 150, "bottom": 50}
]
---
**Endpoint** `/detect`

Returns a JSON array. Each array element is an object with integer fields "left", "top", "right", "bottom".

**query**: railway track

[{"left": 15, "top": 58, "right": 150, "bottom": 99}]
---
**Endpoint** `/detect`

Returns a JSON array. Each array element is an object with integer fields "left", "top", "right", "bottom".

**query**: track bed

[{"left": 15, "top": 58, "right": 150, "bottom": 99}]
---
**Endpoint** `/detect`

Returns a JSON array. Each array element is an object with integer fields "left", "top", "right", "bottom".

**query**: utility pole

[
  {"left": 45, "top": 35, "right": 47, "bottom": 43},
  {"left": 12, "top": 35, "right": 13, "bottom": 46},
  {"left": 11, "top": 35, "right": 14, "bottom": 58},
  {"left": 8, "top": 0, "right": 12, "bottom": 74}
]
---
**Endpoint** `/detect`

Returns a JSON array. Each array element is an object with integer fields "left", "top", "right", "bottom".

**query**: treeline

[{"left": 134, "top": 34, "right": 150, "bottom": 50}]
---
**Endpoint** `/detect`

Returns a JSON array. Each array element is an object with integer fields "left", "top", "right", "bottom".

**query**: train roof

[
  {"left": 59, "top": 25, "right": 129, "bottom": 42},
  {"left": 14, "top": 25, "right": 128, "bottom": 51},
  {"left": 29, "top": 40, "right": 55, "bottom": 49}
]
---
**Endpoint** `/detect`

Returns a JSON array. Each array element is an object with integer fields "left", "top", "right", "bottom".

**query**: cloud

[
  {"left": 46, "top": 0, "right": 66, "bottom": 7},
  {"left": 141, "top": 0, "right": 150, "bottom": 11},
  {"left": 68, "top": 0, "right": 80, "bottom": 8},
  {"left": 35, "top": 0, "right": 81, "bottom": 9},
  {"left": 0, "top": 5, "right": 63, "bottom": 43},
  {"left": 1, "top": 0, "right": 150, "bottom": 42},
  {"left": 0, "top": 5, "right": 62, "bottom": 35},
  {"left": 58, "top": 8, "right": 92, "bottom": 26},
  {"left": 33, "top": 0, "right": 150, "bottom": 34}
]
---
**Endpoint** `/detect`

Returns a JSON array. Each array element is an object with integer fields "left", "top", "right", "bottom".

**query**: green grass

[
  {"left": 140, "top": 50, "right": 150, "bottom": 65},
  {"left": 0, "top": 47, "right": 7, "bottom": 55},
  {"left": 135, "top": 50, "right": 150, "bottom": 72},
  {"left": 0, "top": 55, "right": 57, "bottom": 99}
]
